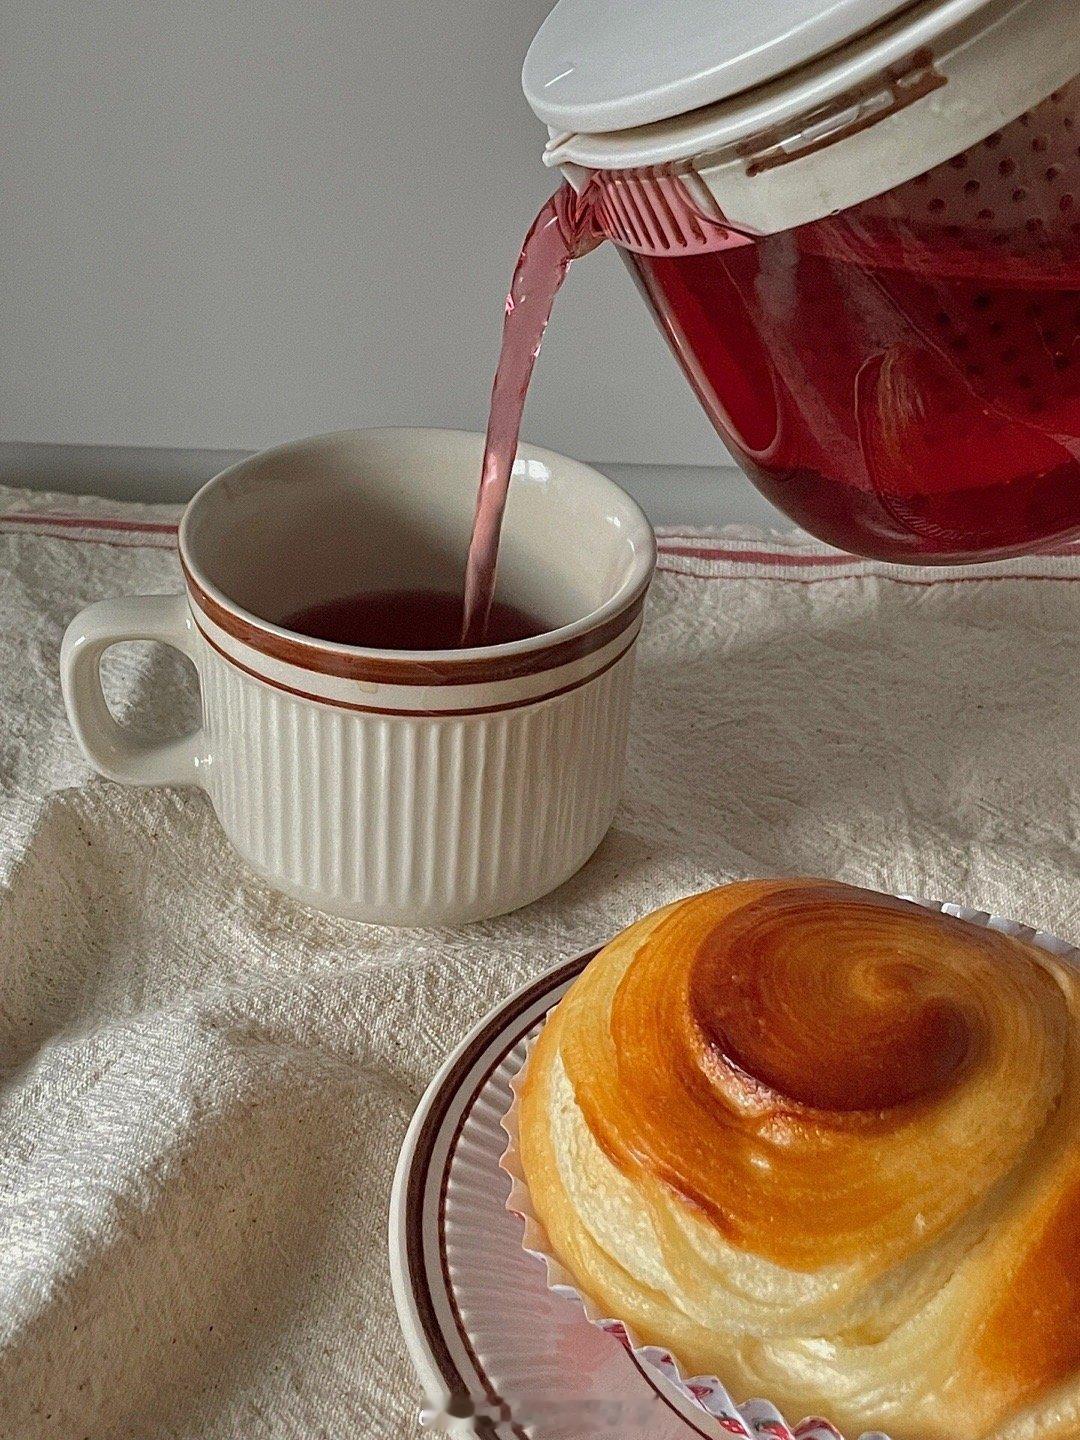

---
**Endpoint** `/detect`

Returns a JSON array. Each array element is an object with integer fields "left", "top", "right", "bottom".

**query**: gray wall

[{"left": 2, "top": 0, "right": 724, "bottom": 467}]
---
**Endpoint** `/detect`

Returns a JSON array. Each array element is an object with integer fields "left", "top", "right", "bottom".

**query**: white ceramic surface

[
  {"left": 390, "top": 899, "right": 1079, "bottom": 1438},
  {"left": 60, "top": 428, "right": 655, "bottom": 924}
]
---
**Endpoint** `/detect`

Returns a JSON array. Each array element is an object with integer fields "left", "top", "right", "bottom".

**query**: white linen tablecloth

[{"left": 0, "top": 482, "right": 1077, "bottom": 1439}]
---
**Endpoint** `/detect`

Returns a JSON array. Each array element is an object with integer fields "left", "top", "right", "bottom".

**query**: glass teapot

[{"left": 523, "top": 0, "right": 1079, "bottom": 563}]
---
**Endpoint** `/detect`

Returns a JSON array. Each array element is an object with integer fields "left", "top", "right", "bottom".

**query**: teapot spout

[{"left": 566, "top": 166, "right": 757, "bottom": 257}]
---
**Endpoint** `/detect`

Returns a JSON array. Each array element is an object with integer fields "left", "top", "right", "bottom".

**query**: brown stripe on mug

[
  {"left": 181, "top": 555, "right": 650, "bottom": 686},
  {"left": 191, "top": 611, "right": 639, "bottom": 717}
]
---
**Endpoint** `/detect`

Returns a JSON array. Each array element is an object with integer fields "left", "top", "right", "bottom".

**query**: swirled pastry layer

[{"left": 518, "top": 880, "right": 1080, "bottom": 1439}]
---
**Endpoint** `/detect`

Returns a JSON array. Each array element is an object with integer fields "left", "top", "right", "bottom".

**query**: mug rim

[{"left": 177, "top": 427, "right": 656, "bottom": 688}]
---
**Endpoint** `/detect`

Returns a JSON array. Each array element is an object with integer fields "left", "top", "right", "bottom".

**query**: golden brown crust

[{"left": 517, "top": 880, "right": 1080, "bottom": 1440}]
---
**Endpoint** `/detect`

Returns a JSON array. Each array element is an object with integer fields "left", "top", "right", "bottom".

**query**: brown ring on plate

[
  {"left": 401, "top": 950, "right": 723, "bottom": 1439},
  {"left": 404, "top": 956, "right": 591, "bottom": 1437}
]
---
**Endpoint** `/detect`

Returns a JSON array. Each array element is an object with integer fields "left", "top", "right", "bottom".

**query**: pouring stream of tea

[{"left": 461, "top": 183, "right": 603, "bottom": 646}]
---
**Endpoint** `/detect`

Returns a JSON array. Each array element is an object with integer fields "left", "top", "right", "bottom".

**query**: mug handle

[{"left": 60, "top": 594, "right": 207, "bottom": 787}]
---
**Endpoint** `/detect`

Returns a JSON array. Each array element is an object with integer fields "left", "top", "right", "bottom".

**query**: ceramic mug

[{"left": 60, "top": 428, "right": 656, "bottom": 925}]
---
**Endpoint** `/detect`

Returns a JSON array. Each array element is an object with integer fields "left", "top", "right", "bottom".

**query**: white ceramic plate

[
  {"left": 389, "top": 904, "right": 1078, "bottom": 1439},
  {"left": 389, "top": 945, "right": 740, "bottom": 1439}
]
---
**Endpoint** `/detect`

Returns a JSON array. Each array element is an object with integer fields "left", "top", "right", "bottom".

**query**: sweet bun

[{"left": 517, "top": 879, "right": 1080, "bottom": 1439}]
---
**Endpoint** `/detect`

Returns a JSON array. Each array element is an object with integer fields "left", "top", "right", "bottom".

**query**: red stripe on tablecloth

[
  {"left": 0, "top": 528, "right": 175, "bottom": 550},
  {"left": 656, "top": 562, "right": 1080, "bottom": 585},
  {"left": 657, "top": 541, "right": 1080, "bottom": 565},
  {"left": 0, "top": 512, "right": 179, "bottom": 534},
  {"left": 4, "top": 512, "right": 1079, "bottom": 579},
  {"left": 659, "top": 543, "right": 856, "bottom": 567}
]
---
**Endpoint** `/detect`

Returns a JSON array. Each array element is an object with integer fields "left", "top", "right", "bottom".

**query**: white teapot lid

[
  {"left": 523, "top": 0, "right": 1077, "bottom": 236},
  {"left": 524, "top": 0, "right": 927, "bottom": 133}
]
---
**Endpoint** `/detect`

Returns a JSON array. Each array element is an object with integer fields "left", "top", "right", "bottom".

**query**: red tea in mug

[{"left": 284, "top": 589, "right": 548, "bottom": 650}]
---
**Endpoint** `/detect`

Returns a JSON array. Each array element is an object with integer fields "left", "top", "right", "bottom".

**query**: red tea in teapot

[
  {"left": 463, "top": 94, "right": 1080, "bottom": 638},
  {"left": 631, "top": 224, "right": 1080, "bottom": 564}
]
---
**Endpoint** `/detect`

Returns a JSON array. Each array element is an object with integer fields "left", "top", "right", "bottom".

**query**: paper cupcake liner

[{"left": 498, "top": 895, "right": 1079, "bottom": 1440}]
